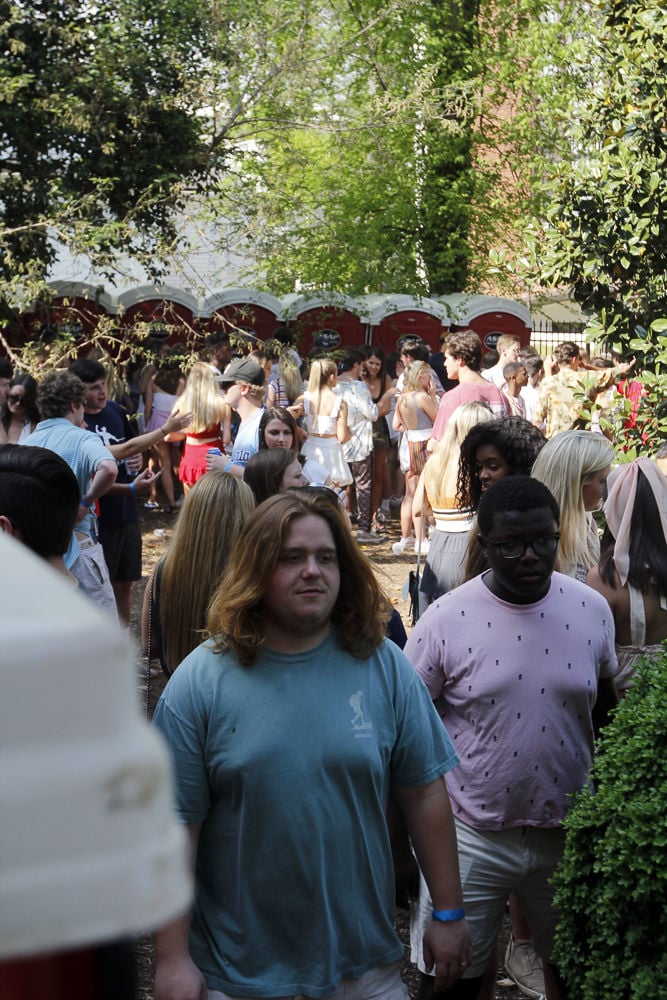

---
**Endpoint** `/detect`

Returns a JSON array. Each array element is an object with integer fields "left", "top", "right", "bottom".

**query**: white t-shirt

[
  {"left": 521, "top": 383, "right": 540, "bottom": 422},
  {"left": 481, "top": 364, "right": 507, "bottom": 390}
]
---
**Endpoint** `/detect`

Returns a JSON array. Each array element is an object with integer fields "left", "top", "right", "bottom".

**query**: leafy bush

[
  {"left": 581, "top": 318, "right": 667, "bottom": 459},
  {"left": 553, "top": 642, "right": 667, "bottom": 999}
]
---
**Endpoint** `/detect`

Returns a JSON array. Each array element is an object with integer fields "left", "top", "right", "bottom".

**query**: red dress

[{"left": 178, "top": 424, "right": 222, "bottom": 487}]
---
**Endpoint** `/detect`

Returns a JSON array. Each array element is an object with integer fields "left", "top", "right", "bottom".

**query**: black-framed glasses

[
  {"left": 7, "top": 394, "right": 24, "bottom": 405},
  {"left": 485, "top": 534, "right": 560, "bottom": 559}
]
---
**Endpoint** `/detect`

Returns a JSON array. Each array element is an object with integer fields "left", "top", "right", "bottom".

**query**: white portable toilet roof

[
  {"left": 116, "top": 283, "right": 199, "bottom": 314},
  {"left": 201, "top": 286, "right": 284, "bottom": 319},
  {"left": 438, "top": 293, "right": 531, "bottom": 328},
  {"left": 362, "top": 293, "right": 450, "bottom": 326},
  {"left": 280, "top": 290, "right": 364, "bottom": 320},
  {"left": 45, "top": 280, "right": 117, "bottom": 316}
]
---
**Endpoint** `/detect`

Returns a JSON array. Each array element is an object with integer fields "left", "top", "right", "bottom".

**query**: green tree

[
  {"left": 0, "top": 0, "right": 216, "bottom": 282},
  {"left": 0, "top": 0, "right": 610, "bottom": 332},
  {"left": 203, "top": 0, "right": 479, "bottom": 297},
  {"left": 536, "top": 0, "right": 667, "bottom": 356},
  {"left": 205, "top": 0, "right": 591, "bottom": 298},
  {"left": 418, "top": 0, "right": 478, "bottom": 295},
  {"left": 473, "top": 0, "right": 592, "bottom": 292}
]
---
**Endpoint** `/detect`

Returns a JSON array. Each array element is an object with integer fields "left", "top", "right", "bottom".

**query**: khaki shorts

[
  {"left": 410, "top": 818, "right": 565, "bottom": 978},
  {"left": 208, "top": 960, "right": 408, "bottom": 1000},
  {"left": 70, "top": 538, "right": 118, "bottom": 620}
]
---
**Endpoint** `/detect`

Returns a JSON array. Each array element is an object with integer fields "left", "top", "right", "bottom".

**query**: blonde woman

[
  {"left": 142, "top": 471, "right": 255, "bottom": 676},
  {"left": 392, "top": 361, "right": 440, "bottom": 555},
  {"left": 168, "top": 361, "right": 231, "bottom": 495},
  {"left": 299, "top": 358, "right": 352, "bottom": 486},
  {"left": 266, "top": 349, "right": 304, "bottom": 411},
  {"left": 413, "top": 402, "right": 494, "bottom": 602},
  {"left": 531, "top": 429, "right": 614, "bottom": 581}
]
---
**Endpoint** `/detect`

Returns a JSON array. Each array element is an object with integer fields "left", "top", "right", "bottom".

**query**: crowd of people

[{"left": 0, "top": 324, "right": 665, "bottom": 1000}]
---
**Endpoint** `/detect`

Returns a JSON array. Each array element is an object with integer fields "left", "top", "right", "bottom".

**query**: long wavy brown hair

[
  {"left": 208, "top": 491, "right": 392, "bottom": 666},
  {"left": 158, "top": 471, "right": 255, "bottom": 671}
]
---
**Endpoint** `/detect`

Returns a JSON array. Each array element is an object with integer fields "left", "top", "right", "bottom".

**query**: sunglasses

[{"left": 7, "top": 394, "right": 25, "bottom": 405}]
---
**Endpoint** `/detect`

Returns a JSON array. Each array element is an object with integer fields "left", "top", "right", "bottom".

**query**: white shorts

[
  {"left": 410, "top": 818, "right": 565, "bottom": 978},
  {"left": 208, "top": 960, "right": 408, "bottom": 1000}
]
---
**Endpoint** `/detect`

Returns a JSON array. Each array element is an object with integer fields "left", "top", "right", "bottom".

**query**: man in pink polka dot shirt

[{"left": 405, "top": 476, "right": 617, "bottom": 1000}]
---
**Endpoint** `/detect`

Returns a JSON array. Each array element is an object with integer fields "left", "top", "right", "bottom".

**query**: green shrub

[{"left": 553, "top": 642, "right": 667, "bottom": 999}]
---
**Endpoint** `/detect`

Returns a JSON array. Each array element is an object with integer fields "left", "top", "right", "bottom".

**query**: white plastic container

[{"left": 0, "top": 532, "right": 192, "bottom": 959}]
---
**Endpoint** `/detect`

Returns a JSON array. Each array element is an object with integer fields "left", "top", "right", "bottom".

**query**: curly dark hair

[
  {"left": 36, "top": 371, "right": 86, "bottom": 420},
  {"left": 457, "top": 416, "right": 546, "bottom": 512},
  {"left": 554, "top": 341, "right": 580, "bottom": 364},
  {"left": 443, "top": 330, "right": 483, "bottom": 372}
]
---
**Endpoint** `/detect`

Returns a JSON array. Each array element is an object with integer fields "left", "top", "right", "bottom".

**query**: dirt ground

[{"left": 130, "top": 504, "right": 524, "bottom": 1000}]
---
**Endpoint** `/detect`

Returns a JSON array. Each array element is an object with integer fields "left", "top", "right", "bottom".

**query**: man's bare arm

[
  {"left": 592, "top": 676, "right": 619, "bottom": 739},
  {"left": 154, "top": 823, "right": 206, "bottom": 1000},
  {"left": 109, "top": 411, "right": 193, "bottom": 459},
  {"left": 393, "top": 778, "right": 472, "bottom": 993}
]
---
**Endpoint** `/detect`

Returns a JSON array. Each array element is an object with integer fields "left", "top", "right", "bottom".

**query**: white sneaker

[
  {"left": 415, "top": 537, "right": 430, "bottom": 556},
  {"left": 504, "top": 939, "right": 546, "bottom": 999},
  {"left": 392, "top": 537, "right": 414, "bottom": 555}
]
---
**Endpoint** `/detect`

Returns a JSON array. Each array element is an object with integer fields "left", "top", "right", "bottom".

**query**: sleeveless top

[
  {"left": 410, "top": 392, "right": 434, "bottom": 430},
  {"left": 303, "top": 394, "right": 342, "bottom": 436},
  {"left": 614, "top": 583, "right": 666, "bottom": 694},
  {"left": 404, "top": 392, "right": 434, "bottom": 445}
]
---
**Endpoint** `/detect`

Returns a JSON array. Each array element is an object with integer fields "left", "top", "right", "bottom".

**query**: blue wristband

[
  {"left": 129, "top": 481, "right": 136, "bottom": 494},
  {"left": 432, "top": 908, "right": 465, "bottom": 923},
  {"left": 80, "top": 497, "right": 94, "bottom": 509},
  {"left": 223, "top": 461, "right": 233, "bottom": 473}
]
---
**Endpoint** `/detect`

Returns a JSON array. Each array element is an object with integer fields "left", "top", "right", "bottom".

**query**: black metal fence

[{"left": 529, "top": 321, "right": 587, "bottom": 356}]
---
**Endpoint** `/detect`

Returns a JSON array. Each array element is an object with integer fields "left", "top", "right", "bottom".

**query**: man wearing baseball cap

[{"left": 209, "top": 358, "right": 266, "bottom": 477}]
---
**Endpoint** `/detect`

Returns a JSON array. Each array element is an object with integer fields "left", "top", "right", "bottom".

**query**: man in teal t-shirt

[{"left": 153, "top": 491, "right": 472, "bottom": 1000}]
